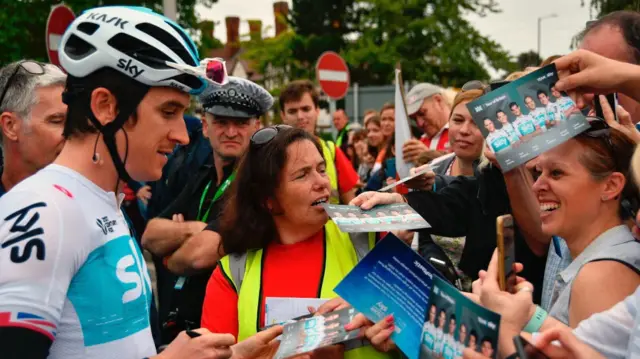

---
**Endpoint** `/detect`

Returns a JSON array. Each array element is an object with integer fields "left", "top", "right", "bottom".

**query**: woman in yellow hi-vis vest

[{"left": 201, "top": 126, "right": 397, "bottom": 359}]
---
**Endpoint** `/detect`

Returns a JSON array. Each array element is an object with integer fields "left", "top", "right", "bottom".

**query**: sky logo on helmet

[
  {"left": 85, "top": 12, "right": 128, "bottom": 30},
  {"left": 117, "top": 58, "right": 145, "bottom": 79}
]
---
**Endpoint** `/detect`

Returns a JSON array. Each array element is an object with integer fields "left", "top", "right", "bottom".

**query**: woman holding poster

[{"left": 200, "top": 126, "right": 392, "bottom": 359}]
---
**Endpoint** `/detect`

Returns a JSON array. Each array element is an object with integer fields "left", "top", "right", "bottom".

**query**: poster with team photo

[
  {"left": 322, "top": 203, "right": 430, "bottom": 233},
  {"left": 274, "top": 307, "right": 361, "bottom": 359},
  {"left": 420, "top": 277, "right": 500, "bottom": 359},
  {"left": 466, "top": 64, "right": 590, "bottom": 172},
  {"left": 335, "top": 234, "right": 445, "bottom": 359}
]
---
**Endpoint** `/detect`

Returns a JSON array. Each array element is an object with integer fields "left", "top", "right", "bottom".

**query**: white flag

[{"left": 395, "top": 69, "right": 413, "bottom": 179}]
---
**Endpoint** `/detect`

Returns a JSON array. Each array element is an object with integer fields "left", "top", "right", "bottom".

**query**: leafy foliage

[
  {"left": 517, "top": 51, "right": 543, "bottom": 69},
  {"left": 244, "top": 0, "right": 517, "bottom": 91},
  {"left": 0, "top": 0, "right": 217, "bottom": 65},
  {"left": 581, "top": 0, "right": 640, "bottom": 18}
]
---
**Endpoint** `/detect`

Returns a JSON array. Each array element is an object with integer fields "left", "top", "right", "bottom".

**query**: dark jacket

[
  {"left": 410, "top": 164, "right": 547, "bottom": 304},
  {"left": 156, "top": 163, "right": 234, "bottom": 344}
]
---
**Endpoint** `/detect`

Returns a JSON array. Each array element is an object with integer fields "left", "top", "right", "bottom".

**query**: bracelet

[
  {"left": 523, "top": 305, "right": 548, "bottom": 333},
  {"left": 504, "top": 353, "right": 519, "bottom": 359}
]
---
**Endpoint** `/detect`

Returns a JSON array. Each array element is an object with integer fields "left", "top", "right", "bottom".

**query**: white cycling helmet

[{"left": 59, "top": 6, "right": 207, "bottom": 94}]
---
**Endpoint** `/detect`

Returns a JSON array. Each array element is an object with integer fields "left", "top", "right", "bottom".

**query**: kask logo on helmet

[{"left": 85, "top": 12, "right": 128, "bottom": 30}]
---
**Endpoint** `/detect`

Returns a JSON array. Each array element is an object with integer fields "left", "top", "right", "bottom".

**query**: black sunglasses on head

[
  {"left": 582, "top": 117, "right": 613, "bottom": 148},
  {"left": 0, "top": 61, "right": 46, "bottom": 111},
  {"left": 250, "top": 124, "right": 293, "bottom": 147}
]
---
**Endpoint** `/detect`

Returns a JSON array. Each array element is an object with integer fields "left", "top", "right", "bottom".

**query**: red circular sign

[
  {"left": 316, "top": 51, "right": 350, "bottom": 100},
  {"left": 46, "top": 4, "right": 76, "bottom": 70}
]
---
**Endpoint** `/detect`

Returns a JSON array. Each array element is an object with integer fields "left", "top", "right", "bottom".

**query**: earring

[
  {"left": 602, "top": 196, "right": 608, "bottom": 201},
  {"left": 92, "top": 152, "right": 101, "bottom": 165}
]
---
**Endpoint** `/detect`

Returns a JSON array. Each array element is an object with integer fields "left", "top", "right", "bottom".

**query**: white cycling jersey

[{"left": 0, "top": 164, "right": 155, "bottom": 359}]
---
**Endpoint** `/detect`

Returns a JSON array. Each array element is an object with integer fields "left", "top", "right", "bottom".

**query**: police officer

[{"left": 142, "top": 75, "right": 273, "bottom": 344}]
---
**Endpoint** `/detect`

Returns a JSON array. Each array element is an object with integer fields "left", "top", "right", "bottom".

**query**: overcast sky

[{"left": 196, "top": 0, "right": 593, "bottom": 62}]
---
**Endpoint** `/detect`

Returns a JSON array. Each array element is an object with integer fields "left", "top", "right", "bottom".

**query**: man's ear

[
  {"left": 90, "top": 87, "right": 118, "bottom": 126},
  {"left": 0, "top": 111, "right": 20, "bottom": 144},
  {"left": 602, "top": 172, "right": 626, "bottom": 201}
]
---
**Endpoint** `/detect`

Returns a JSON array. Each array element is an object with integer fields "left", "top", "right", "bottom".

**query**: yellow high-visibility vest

[
  {"left": 319, "top": 138, "right": 340, "bottom": 204},
  {"left": 219, "top": 221, "right": 396, "bottom": 359}
]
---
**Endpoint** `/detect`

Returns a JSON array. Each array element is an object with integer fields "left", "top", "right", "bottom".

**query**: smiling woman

[
  {"left": 200, "top": 126, "right": 392, "bottom": 359},
  {"left": 533, "top": 121, "right": 640, "bottom": 328}
]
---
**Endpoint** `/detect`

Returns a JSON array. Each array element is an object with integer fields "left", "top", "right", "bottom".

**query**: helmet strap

[{"left": 85, "top": 86, "right": 149, "bottom": 187}]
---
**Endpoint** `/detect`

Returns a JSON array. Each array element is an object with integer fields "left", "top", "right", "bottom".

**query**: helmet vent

[
  {"left": 164, "top": 21, "right": 199, "bottom": 65},
  {"left": 107, "top": 32, "right": 172, "bottom": 69},
  {"left": 76, "top": 22, "right": 99, "bottom": 35},
  {"left": 64, "top": 34, "right": 97, "bottom": 60},
  {"left": 136, "top": 22, "right": 196, "bottom": 67}
]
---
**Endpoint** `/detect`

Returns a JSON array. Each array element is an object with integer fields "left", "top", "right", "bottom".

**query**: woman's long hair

[{"left": 218, "top": 127, "right": 323, "bottom": 256}]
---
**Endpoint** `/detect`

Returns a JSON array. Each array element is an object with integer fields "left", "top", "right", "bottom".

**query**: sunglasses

[
  {"left": 165, "top": 57, "right": 229, "bottom": 86},
  {"left": 582, "top": 117, "right": 613, "bottom": 149},
  {"left": 251, "top": 125, "right": 292, "bottom": 147},
  {"left": 0, "top": 61, "right": 46, "bottom": 112}
]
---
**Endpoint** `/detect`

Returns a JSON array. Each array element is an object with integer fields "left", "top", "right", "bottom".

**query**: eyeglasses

[
  {"left": 251, "top": 125, "right": 292, "bottom": 147},
  {"left": 0, "top": 61, "right": 46, "bottom": 112},
  {"left": 165, "top": 57, "right": 229, "bottom": 86}
]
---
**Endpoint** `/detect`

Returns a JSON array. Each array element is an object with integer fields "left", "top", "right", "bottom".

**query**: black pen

[{"left": 186, "top": 330, "right": 201, "bottom": 338}]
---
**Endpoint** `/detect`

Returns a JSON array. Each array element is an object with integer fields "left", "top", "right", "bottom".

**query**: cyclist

[{"left": 0, "top": 6, "right": 274, "bottom": 359}]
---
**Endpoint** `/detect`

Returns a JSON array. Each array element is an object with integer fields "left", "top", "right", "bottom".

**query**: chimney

[
  {"left": 225, "top": 16, "right": 240, "bottom": 56},
  {"left": 273, "top": 1, "right": 289, "bottom": 37},
  {"left": 248, "top": 19, "right": 263, "bottom": 42}
]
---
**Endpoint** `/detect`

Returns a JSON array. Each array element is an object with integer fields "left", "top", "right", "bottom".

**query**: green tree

[
  {"left": 517, "top": 51, "right": 543, "bottom": 69},
  {"left": 244, "top": 0, "right": 516, "bottom": 91},
  {"left": 344, "top": 0, "right": 516, "bottom": 86},
  {"left": 0, "top": 0, "right": 217, "bottom": 65},
  {"left": 581, "top": 0, "right": 640, "bottom": 18}
]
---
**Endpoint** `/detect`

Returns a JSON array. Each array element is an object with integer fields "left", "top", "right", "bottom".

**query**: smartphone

[
  {"left": 594, "top": 93, "right": 618, "bottom": 122},
  {"left": 496, "top": 215, "right": 516, "bottom": 291},
  {"left": 513, "top": 336, "right": 550, "bottom": 359}
]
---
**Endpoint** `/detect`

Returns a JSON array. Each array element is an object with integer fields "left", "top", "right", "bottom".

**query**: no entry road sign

[
  {"left": 316, "top": 51, "right": 350, "bottom": 100},
  {"left": 46, "top": 4, "right": 75, "bottom": 69}
]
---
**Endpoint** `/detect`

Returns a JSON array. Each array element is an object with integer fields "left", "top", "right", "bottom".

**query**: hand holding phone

[{"left": 594, "top": 93, "right": 618, "bottom": 122}]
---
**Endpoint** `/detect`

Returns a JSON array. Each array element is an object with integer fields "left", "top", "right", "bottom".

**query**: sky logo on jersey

[
  {"left": 2, "top": 202, "right": 47, "bottom": 263},
  {"left": 68, "top": 235, "right": 152, "bottom": 346},
  {"left": 0, "top": 312, "right": 56, "bottom": 340}
]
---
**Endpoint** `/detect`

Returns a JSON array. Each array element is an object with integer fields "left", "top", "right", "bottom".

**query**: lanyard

[{"left": 197, "top": 172, "right": 236, "bottom": 222}]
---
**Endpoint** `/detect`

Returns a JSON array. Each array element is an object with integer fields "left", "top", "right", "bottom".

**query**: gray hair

[
  {"left": 0, "top": 61, "right": 66, "bottom": 147},
  {"left": 0, "top": 61, "right": 67, "bottom": 120}
]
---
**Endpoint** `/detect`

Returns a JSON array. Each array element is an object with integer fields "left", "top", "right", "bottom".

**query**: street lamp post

[
  {"left": 163, "top": 0, "right": 177, "bottom": 20},
  {"left": 538, "top": 13, "right": 558, "bottom": 57}
]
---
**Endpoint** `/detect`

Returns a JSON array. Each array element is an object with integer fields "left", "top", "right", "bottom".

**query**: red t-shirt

[
  {"left": 201, "top": 231, "right": 325, "bottom": 337},
  {"left": 420, "top": 127, "right": 451, "bottom": 152},
  {"left": 334, "top": 146, "right": 359, "bottom": 194}
]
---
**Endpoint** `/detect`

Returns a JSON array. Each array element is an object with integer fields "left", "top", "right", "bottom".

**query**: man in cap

[
  {"left": 142, "top": 76, "right": 272, "bottom": 343},
  {"left": 402, "top": 83, "right": 452, "bottom": 164}
]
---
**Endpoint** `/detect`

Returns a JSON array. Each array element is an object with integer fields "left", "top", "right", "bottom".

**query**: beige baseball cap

[{"left": 405, "top": 83, "right": 444, "bottom": 116}]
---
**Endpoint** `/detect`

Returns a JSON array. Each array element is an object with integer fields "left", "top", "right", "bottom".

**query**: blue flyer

[{"left": 334, "top": 234, "right": 444, "bottom": 359}]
